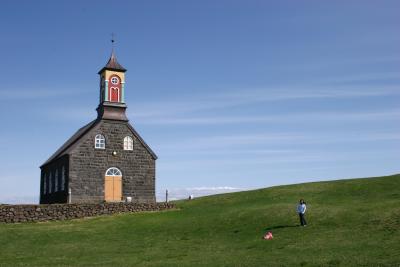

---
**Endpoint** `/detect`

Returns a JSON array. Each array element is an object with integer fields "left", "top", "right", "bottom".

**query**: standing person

[{"left": 297, "top": 199, "right": 307, "bottom": 226}]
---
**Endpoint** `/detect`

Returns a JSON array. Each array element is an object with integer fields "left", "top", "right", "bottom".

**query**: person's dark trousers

[{"left": 299, "top": 213, "right": 307, "bottom": 226}]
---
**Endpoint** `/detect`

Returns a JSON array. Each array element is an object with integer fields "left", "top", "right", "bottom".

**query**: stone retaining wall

[{"left": 0, "top": 202, "right": 175, "bottom": 223}]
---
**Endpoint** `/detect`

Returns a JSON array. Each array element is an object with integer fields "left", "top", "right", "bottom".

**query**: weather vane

[{"left": 111, "top": 33, "right": 115, "bottom": 50}]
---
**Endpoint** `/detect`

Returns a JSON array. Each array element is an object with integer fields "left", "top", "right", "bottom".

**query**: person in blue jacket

[{"left": 297, "top": 199, "right": 307, "bottom": 226}]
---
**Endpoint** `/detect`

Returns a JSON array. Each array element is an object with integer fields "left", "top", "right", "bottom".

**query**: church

[{"left": 39, "top": 49, "right": 157, "bottom": 204}]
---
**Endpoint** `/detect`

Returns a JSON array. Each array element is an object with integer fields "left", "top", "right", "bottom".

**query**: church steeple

[
  {"left": 98, "top": 49, "right": 126, "bottom": 104},
  {"left": 96, "top": 40, "right": 128, "bottom": 121},
  {"left": 98, "top": 50, "right": 127, "bottom": 74}
]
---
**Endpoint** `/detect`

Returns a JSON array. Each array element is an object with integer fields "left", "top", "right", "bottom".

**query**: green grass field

[{"left": 1, "top": 174, "right": 399, "bottom": 266}]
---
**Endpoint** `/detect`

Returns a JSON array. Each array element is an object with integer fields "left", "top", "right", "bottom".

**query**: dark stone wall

[
  {"left": 40, "top": 155, "right": 69, "bottom": 204},
  {"left": 68, "top": 120, "right": 156, "bottom": 204},
  {"left": 0, "top": 203, "right": 174, "bottom": 223}
]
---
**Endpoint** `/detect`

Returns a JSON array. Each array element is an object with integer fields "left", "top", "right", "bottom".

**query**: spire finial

[{"left": 98, "top": 33, "right": 126, "bottom": 74}]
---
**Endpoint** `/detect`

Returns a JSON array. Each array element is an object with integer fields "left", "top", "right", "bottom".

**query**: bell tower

[
  {"left": 98, "top": 51, "right": 126, "bottom": 104},
  {"left": 96, "top": 41, "right": 128, "bottom": 121}
]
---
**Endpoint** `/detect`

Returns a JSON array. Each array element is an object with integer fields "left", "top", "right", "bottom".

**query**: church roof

[
  {"left": 41, "top": 120, "right": 97, "bottom": 167},
  {"left": 40, "top": 119, "right": 157, "bottom": 168},
  {"left": 98, "top": 51, "right": 127, "bottom": 74}
]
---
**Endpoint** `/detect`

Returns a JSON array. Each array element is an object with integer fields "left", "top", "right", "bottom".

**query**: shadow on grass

[{"left": 264, "top": 225, "right": 298, "bottom": 231}]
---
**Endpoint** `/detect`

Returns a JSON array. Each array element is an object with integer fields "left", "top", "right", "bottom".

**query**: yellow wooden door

[
  {"left": 113, "top": 176, "right": 122, "bottom": 201},
  {"left": 105, "top": 176, "right": 114, "bottom": 201},
  {"left": 104, "top": 176, "right": 122, "bottom": 201}
]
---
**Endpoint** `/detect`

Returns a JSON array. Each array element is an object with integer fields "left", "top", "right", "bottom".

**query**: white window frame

[
  {"left": 123, "top": 136, "right": 133, "bottom": 150},
  {"left": 95, "top": 134, "right": 106, "bottom": 149},
  {"left": 105, "top": 167, "right": 122, "bottom": 176}
]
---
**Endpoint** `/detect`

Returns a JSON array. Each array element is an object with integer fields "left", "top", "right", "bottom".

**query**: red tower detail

[{"left": 109, "top": 74, "right": 121, "bottom": 102}]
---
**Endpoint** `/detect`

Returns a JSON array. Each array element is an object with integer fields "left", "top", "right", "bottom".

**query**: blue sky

[{"left": 0, "top": 1, "right": 399, "bottom": 203}]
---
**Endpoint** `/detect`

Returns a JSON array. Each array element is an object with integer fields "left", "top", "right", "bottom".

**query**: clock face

[{"left": 111, "top": 76, "right": 119, "bottom": 85}]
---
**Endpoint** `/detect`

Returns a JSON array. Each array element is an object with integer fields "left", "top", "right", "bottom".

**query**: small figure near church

[{"left": 297, "top": 199, "right": 307, "bottom": 226}]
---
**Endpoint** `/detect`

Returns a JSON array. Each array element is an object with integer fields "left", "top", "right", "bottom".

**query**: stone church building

[{"left": 40, "top": 51, "right": 157, "bottom": 204}]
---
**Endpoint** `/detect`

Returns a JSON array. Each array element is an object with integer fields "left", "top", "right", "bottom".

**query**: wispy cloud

[
  {"left": 135, "top": 109, "right": 400, "bottom": 125},
  {"left": 158, "top": 156, "right": 332, "bottom": 170},
  {"left": 156, "top": 131, "right": 400, "bottom": 152},
  {"left": 130, "top": 85, "right": 400, "bottom": 119},
  {"left": 27, "top": 84, "right": 399, "bottom": 124},
  {"left": 0, "top": 87, "right": 92, "bottom": 100},
  {"left": 191, "top": 149, "right": 298, "bottom": 156},
  {"left": 157, "top": 133, "right": 304, "bottom": 151},
  {"left": 45, "top": 107, "right": 95, "bottom": 121},
  {"left": 320, "top": 72, "right": 400, "bottom": 84},
  {"left": 157, "top": 147, "right": 400, "bottom": 173},
  {"left": 274, "top": 57, "right": 400, "bottom": 72}
]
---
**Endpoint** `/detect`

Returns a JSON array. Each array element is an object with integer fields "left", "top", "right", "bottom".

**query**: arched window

[
  {"left": 109, "top": 74, "right": 121, "bottom": 102},
  {"left": 61, "top": 166, "right": 65, "bottom": 191},
  {"left": 95, "top": 134, "right": 105, "bottom": 149},
  {"left": 49, "top": 172, "right": 52, "bottom": 194},
  {"left": 110, "top": 87, "right": 119, "bottom": 102},
  {"left": 105, "top": 167, "right": 122, "bottom": 176},
  {"left": 123, "top": 136, "right": 133, "bottom": 150},
  {"left": 55, "top": 169, "right": 58, "bottom": 192},
  {"left": 43, "top": 174, "right": 47, "bottom": 195}
]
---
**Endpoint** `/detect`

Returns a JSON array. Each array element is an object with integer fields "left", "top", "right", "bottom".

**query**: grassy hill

[{"left": 1, "top": 174, "right": 399, "bottom": 267}]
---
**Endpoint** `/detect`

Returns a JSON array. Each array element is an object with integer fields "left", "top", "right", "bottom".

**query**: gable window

[
  {"left": 95, "top": 134, "right": 106, "bottom": 149},
  {"left": 123, "top": 136, "right": 133, "bottom": 150}
]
